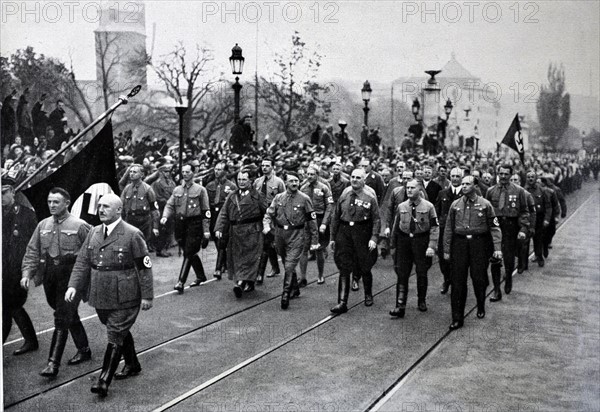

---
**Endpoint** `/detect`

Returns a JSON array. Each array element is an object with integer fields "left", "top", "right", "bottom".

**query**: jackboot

[
  {"left": 504, "top": 271, "right": 513, "bottom": 295},
  {"left": 389, "top": 283, "right": 406, "bottom": 318},
  {"left": 417, "top": 275, "right": 428, "bottom": 312},
  {"left": 490, "top": 262, "right": 503, "bottom": 302},
  {"left": 291, "top": 272, "right": 301, "bottom": 299},
  {"left": 68, "top": 321, "right": 91, "bottom": 365},
  {"left": 114, "top": 332, "right": 141, "bottom": 380},
  {"left": 257, "top": 251, "right": 269, "bottom": 283},
  {"left": 330, "top": 273, "right": 350, "bottom": 314},
  {"left": 40, "top": 328, "right": 68, "bottom": 377},
  {"left": 363, "top": 272, "right": 374, "bottom": 307},
  {"left": 174, "top": 257, "right": 192, "bottom": 293},
  {"left": 91, "top": 343, "right": 123, "bottom": 397},
  {"left": 12, "top": 308, "right": 39, "bottom": 355},
  {"left": 189, "top": 255, "right": 207, "bottom": 286},
  {"left": 281, "top": 271, "right": 294, "bottom": 310},
  {"left": 215, "top": 249, "right": 226, "bottom": 279}
]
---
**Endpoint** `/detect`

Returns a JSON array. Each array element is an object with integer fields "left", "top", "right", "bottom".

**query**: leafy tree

[
  {"left": 259, "top": 32, "right": 331, "bottom": 142},
  {"left": 536, "top": 63, "right": 570, "bottom": 149}
]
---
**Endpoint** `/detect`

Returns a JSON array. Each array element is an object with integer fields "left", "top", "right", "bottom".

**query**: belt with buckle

[
  {"left": 340, "top": 219, "right": 372, "bottom": 227},
  {"left": 177, "top": 215, "right": 204, "bottom": 222},
  {"left": 275, "top": 223, "right": 304, "bottom": 230},
  {"left": 455, "top": 233, "right": 488, "bottom": 240},
  {"left": 231, "top": 216, "right": 262, "bottom": 226},
  {"left": 128, "top": 211, "right": 150, "bottom": 217},
  {"left": 398, "top": 231, "right": 429, "bottom": 239},
  {"left": 92, "top": 264, "right": 134, "bottom": 271},
  {"left": 47, "top": 256, "right": 77, "bottom": 266}
]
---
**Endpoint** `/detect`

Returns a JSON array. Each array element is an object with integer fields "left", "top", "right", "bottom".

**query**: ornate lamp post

[
  {"left": 361, "top": 80, "right": 372, "bottom": 127},
  {"left": 338, "top": 120, "right": 347, "bottom": 160},
  {"left": 422, "top": 70, "right": 441, "bottom": 134},
  {"left": 442, "top": 98, "right": 453, "bottom": 147},
  {"left": 229, "top": 43, "right": 245, "bottom": 123},
  {"left": 175, "top": 97, "right": 188, "bottom": 176},
  {"left": 412, "top": 98, "right": 421, "bottom": 121}
]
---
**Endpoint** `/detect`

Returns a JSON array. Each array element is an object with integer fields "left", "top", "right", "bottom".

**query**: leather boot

[
  {"left": 68, "top": 321, "right": 91, "bottom": 365},
  {"left": 389, "top": 283, "right": 406, "bottom": 318},
  {"left": 281, "top": 271, "right": 293, "bottom": 310},
  {"left": 417, "top": 275, "right": 428, "bottom": 312},
  {"left": 363, "top": 272, "right": 374, "bottom": 307},
  {"left": 114, "top": 333, "right": 141, "bottom": 380},
  {"left": 330, "top": 273, "right": 350, "bottom": 314},
  {"left": 291, "top": 272, "right": 301, "bottom": 299},
  {"left": 174, "top": 257, "right": 191, "bottom": 293},
  {"left": 189, "top": 255, "right": 207, "bottom": 286},
  {"left": 257, "top": 251, "right": 269, "bottom": 283},
  {"left": 504, "top": 271, "right": 513, "bottom": 295},
  {"left": 477, "top": 298, "right": 486, "bottom": 319},
  {"left": 91, "top": 343, "right": 123, "bottom": 397},
  {"left": 490, "top": 262, "right": 503, "bottom": 302},
  {"left": 215, "top": 249, "right": 226, "bottom": 278},
  {"left": 40, "top": 328, "right": 68, "bottom": 377},
  {"left": 12, "top": 308, "right": 39, "bottom": 355}
]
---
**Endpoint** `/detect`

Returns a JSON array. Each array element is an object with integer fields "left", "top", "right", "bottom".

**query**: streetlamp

[
  {"left": 361, "top": 80, "right": 372, "bottom": 127},
  {"left": 338, "top": 120, "right": 347, "bottom": 160},
  {"left": 229, "top": 43, "right": 245, "bottom": 123},
  {"left": 175, "top": 97, "right": 188, "bottom": 177},
  {"left": 411, "top": 98, "right": 421, "bottom": 121},
  {"left": 442, "top": 98, "right": 453, "bottom": 148},
  {"left": 423, "top": 70, "right": 441, "bottom": 133}
]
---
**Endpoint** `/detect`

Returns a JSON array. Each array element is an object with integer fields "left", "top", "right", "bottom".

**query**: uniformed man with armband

[
  {"left": 485, "top": 163, "right": 529, "bottom": 296},
  {"left": 330, "top": 168, "right": 380, "bottom": 314},
  {"left": 161, "top": 164, "right": 211, "bottom": 293},
  {"left": 299, "top": 165, "right": 334, "bottom": 285},
  {"left": 389, "top": 179, "right": 438, "bottom": 318},
  {"left": 524, "top": 170, "right": 552, "bottom": 267},
  {"left": 444, "top": 176, "right": 502, "bottom": 330},
  {"left": 263, "top": 171, "right": 319, "bottom": 310},
  {"left": 121, "top": 164, "right": 160, "bottom": 244}
]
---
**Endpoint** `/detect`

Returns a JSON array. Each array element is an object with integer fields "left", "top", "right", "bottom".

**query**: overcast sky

[{"left": 2, "top": 0, "right": 599, "bottom": 98}]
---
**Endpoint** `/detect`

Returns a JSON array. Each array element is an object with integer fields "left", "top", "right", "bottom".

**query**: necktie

[
  {"left": 261, "top": 178, "right": 268, "bottom": 196},
  {"left": 349, "top": 192, "right": 357, "bottom": 217},
  {"left": 104, "top": 226, "right": 108, "bottom": 240},
  {"left": 410, "top": 203, "right": 417, "bottom": 233},
  {"left": 499, "top": 186, "right": 507, "bottom": 210}
]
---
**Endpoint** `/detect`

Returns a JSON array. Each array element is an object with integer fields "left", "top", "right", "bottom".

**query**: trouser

[
  {"left": 334, "top": 223, "right": 376, "bottom": 298},
  {"left": 3, "top": 307, "right": 37, "bottom": 345},
  {"left": 498, "top": 218, "right": 519, "bottom": 279},
  {"left": 532, "top": 215, "right": 545, "bottom": 261},
  {"left": 43, "top": 264, "right": 82, "bottom": 329},
  {"left": 211, "top": 208, "right": 228, "bottom": 272},
  {"left": 125, "top": 214, "right": 153, "bottom": 243},
  {"left": 450, "top": 235, "right": 490, "bottom": 322},
  {"left": 96, "top": 306, "right": 140, "bottom": 346},
  {"left": 517, "top": 233, "right": 532, "bottom": 270},
  {"left": 543, "top": 218, "right": 557, "bottom": 254},
  {"left": 438, "top": 226, "right": 451, "bottom": 285},
  {"left": 156, "top": 206, "right": 174, "bottom": 252},
  {"left": 175, "top": 218, "right": 206, "bottom": 281},
  {"left": 394, "top": 233, "right": 432, "bottom": 305},
  {"left": 274, "top": 229, "right": 304, "bottom": 293}
]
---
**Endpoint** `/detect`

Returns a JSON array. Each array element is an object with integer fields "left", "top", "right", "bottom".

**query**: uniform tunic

[
  {"left": 215, "top": 188, "right": 265, "bottom": 282},
  {"left": 331, "top": 187, "right": 380, "bottom": 275},
  {"left": 206, "top": 177, "right": 237, "bottom": 235},
  {"left": 68, "top": 220, "right": 153, "bottom": 345},
  {"left": 22, "top": 213, "right": 91, "bottom": 328},
  {"left": 435, "top": 187, "right": 462, "bottom": 281},
  {"left": 329, "top": 175, "right": 350, "bottom": 203},
  {"left": 444, "top": 195, "right": 502, "bottom": 322},
  {"left": 300, "top": 180, "right": 334, "bottom": 249},
  {"left": 121, "top": 181, "right": 159, "bottom": 240}
]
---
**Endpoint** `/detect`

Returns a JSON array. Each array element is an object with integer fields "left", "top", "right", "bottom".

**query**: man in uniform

[
  {"left": 359, "top": 158, "right": 385, "bottom": 204},
  {"left": 444, "top": 176, "right": 502, "bottom": 330},
  {"left": 329, "top": 161, "right": 350, "bottom": 203},
  {"left": 389, "top": 179, "right": 438, "bottom": 317},
  {"left": 254, "top": 158, "right": 285, "bottom": 282},
  {"left": 215, "top": 167, "right": 265, "bottom": 297},
  {"left": 485, "top": 163, "right": 530, "bottom": 296},
  {"left": 150, "top": 158, "right": 176, "bottom": 257},
  {"left": 65, "top": 194, "right": 153, "bottom": 397},
  {"left": 512, "top": 173, "right": 536, "bottom": 275},
  {"left": 263, "top": 172, "right": 319, "bottom": 310},
  {"left": 21, "top": 188, "right": 92, "bottom": 377},
  {"left": 161, "top": 164, "right": 210, "bottom": 293},
  {"left": 434, "top": 167, "right": 463, "bottom": 295},
  {"left": 2, "top": 178, "right": 39, "bottom": 355},
  {"left": 330, "top": 168, "right": 380, "bottom": 313},
  {"left": 541, "top": 175, "right": 566, "bottom": 257},
  {"left": 206, "top": 162, "right": 237, "bottom": 279},
  {"left": 524, "top": 170, "right": 552, "bottom": 267},
  {"left": 299, "top": 165, "right": 334, "bottom": 285},
  {"left": 121, "top": 164, "right": 160, "bottom": 246}
]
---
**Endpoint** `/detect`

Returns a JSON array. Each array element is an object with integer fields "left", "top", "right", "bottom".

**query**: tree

[
  {"left": 259, "top": 32, "right": 331, "bottom": 142},
  {"left": 3, "top": 47, "right": 94, "bottom": 129},
  {"left": 134, "top": 43, "right": 234, "bottom": 143},
  {"left": 536, "top": 63, "right": 571, "bottom": 149}
]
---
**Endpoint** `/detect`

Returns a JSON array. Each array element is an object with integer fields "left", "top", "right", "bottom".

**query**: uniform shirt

[
  {"left": 381, "top": 185, "right": 428, "bottom": 232},
  {"left": 121, "top": 181, "right": 159, "bottom": 228},
  {"left": 163, "top": 181, "right": 211, "bottom": 233},
  {"left": 364, "top": 171, "right": 385, "bottom": 203},
  {"left": 435, "top": 186, "right": 462, "bottom": 228},
  {"left": 300, "top": 180, "right": 334, "bottom": 226},
  {"left": 525, "top": 182, "right": 552, "bottom": 223},
  {"left": 22, "top": 212, "right": 91, "bottom": 284},
  {"left": 329, "top": 175, "right": 350, "bottom": 203},
  {"left": 263, "top": 190, "right": 318, "bottom": 245},
  {"left": 206, "top": 178, "right": 237, "bottom": 212},
  {"left": 254, "top": 174, "right": 285, "bottom": 205},
  {"left": 2, "top": 203, "right": 37, "bottom": 281},
  {"left": 151, "top": 174, "right": 176, "bottom": 207},
  {"left": 443, "top": 194, "right": 502, "bottom": 255},
  {"left": 331, "top": 187, "right": 381, "bottom": 243},
  {"left": 393, "top": 198, "right": 439, "bottom": 250},
  {"left": 485, "top": 182, "right": 530, "bottom": 233}
]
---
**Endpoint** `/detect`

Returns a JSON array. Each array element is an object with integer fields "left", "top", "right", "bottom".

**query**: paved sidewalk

[{"left": 378, "top": 191, "right": 600, "bottom": 412}]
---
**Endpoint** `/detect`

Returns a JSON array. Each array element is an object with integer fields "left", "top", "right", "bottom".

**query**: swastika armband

[
  {"left": 205, "top": 210, "right": 211, "bottom": 219},
  {"left": 306, "top": 211, "right": 316, "bottom": 220},
  {"left": 135, "top": 256, "right": 153, "bottom": 270}
]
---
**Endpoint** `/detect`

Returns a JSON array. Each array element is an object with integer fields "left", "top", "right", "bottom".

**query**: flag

[
  {"left": 501, "top": 114, "right": 524, "bottom": 163},
  {"left": 22, "top": 121, "right": 120, "bottom": 222}
]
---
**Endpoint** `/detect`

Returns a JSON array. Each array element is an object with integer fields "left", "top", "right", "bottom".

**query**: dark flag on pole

[
  {"left": 23, "top": 121, "right": 119, "bottom": 222},
  {"left": 501, "top": 114, "right": 525, "bottom": 163}
]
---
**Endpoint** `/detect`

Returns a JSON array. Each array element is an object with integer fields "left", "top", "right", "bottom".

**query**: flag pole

[{"left": 15, "top": 85, "right": 142, "bottom": 192}]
